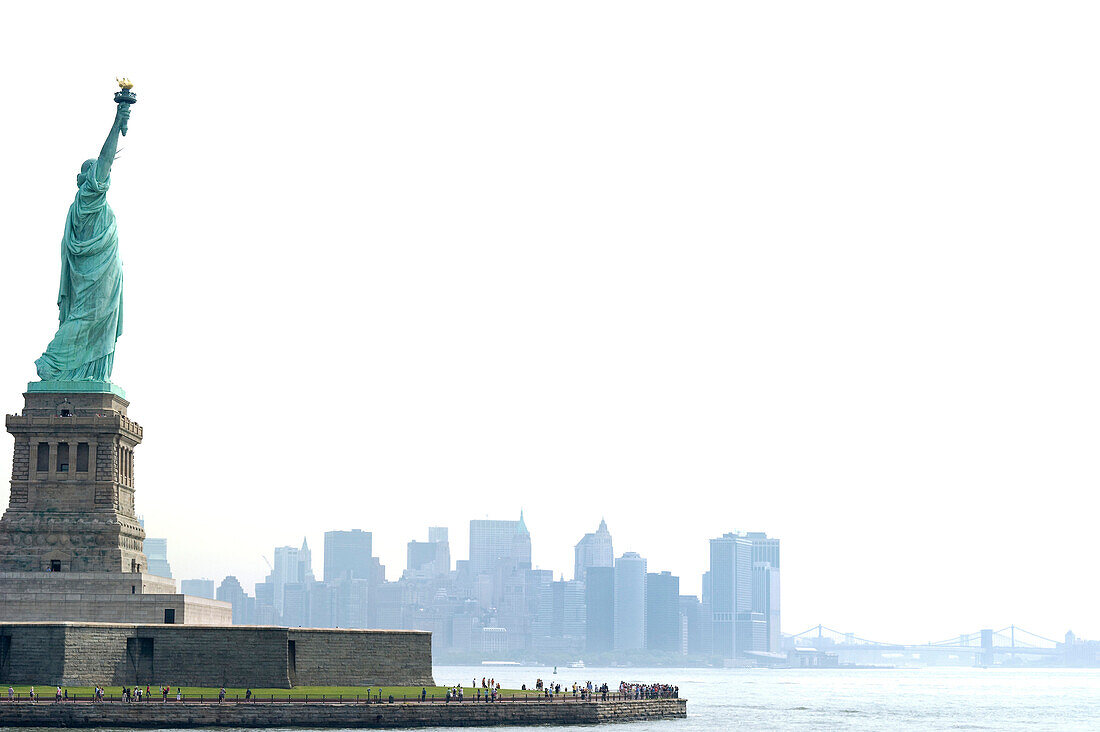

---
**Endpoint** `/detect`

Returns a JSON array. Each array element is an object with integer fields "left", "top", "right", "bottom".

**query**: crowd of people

[
  {"left": 437, "top": 677, "right": 679, "bottom": 703},
  {"left": 524, "top": 679, "right": 680, "bottom": 701},
  {"left": 619, "top": 681, "right": 680, "bottom": 699}
]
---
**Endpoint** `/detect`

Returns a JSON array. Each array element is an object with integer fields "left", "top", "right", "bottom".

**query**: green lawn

[{"left": 5, "top": 685, "right": 543, "bottom": 701}]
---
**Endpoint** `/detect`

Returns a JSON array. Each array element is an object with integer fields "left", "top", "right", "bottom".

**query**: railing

[{"left": 4, "top": 691, "right": 680, "bottom": 705}]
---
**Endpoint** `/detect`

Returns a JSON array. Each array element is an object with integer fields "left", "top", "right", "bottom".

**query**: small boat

[{"left": 568, "top": 660, "right": 585, "bottom": 669}]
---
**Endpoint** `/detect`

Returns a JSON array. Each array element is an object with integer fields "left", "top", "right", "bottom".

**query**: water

[{"left": 430, "top": 664, "right": 1100, "bottom": 730}]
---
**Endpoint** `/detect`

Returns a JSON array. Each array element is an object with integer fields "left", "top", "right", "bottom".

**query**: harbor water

[{"left": 429, "top": 664, "right": 1100, "bottom": 730}]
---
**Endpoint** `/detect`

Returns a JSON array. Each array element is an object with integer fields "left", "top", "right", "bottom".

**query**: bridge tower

[{"left": 980, "top": 628, "right": 994, "bottom": 666}]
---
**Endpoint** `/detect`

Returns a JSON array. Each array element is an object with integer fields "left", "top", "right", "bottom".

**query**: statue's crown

[{"left": 116, "top": 77, "right": 134, "bottom": 91}]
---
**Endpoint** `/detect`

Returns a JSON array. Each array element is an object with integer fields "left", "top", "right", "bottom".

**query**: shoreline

[{"left": 0, "top": 697, "right": 687, "bottom": 728}]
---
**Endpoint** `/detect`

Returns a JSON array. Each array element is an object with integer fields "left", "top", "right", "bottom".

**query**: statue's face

[{"left": 76, "top": 160, "right": 94, "bottom": 187}]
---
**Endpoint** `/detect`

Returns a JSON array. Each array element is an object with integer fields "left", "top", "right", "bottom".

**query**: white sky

[{"left": 1, "top": 1, "right": 1098, "bottom": 644}]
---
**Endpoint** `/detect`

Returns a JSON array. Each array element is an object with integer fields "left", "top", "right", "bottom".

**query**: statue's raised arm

[
  {"left": 34, "top": 84, "right": 135, "bottom": 385},
  {"left": 95, "top": 104, "right": 130, "bottom": 184}
]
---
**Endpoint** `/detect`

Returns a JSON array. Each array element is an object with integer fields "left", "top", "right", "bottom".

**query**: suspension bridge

[{"left": 787, "top": 624, "right": 1064, "bottom": 665}]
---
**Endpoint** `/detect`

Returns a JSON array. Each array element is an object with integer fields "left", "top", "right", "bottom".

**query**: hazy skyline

[{"left": 2, "top": 2, "right": 1099, "bottom": 643}]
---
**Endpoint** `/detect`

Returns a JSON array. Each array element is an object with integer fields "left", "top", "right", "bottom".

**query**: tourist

[
  {"left": 176, "top": 688, "right": 182, "bottom": 702},
  {"left": 246, "top": 688, "right": 252, "bottom": 702},
  {"left": 29, "top": 686, "right": 35, "bottom": 703},
  {"left": 421, "top": 687, "right": 426, "bottom": 701},
  {"left": 7, "top": 686, "right": 12, "bottom": 701},
  {"left": 55, "top": 686, "right": 61, "bottom": 703},
  {"left": 218, "top": 687, "right": 226, "bottom": 703}
]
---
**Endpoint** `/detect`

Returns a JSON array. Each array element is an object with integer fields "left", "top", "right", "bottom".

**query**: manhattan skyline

[{"left": 148, "top": 516, "right": 1071, "bottom": 648}]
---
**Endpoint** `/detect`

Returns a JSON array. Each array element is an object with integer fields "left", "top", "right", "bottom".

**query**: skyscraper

[
  {"left": 407, "top": 527, "right": 451, "bottom": 577},
  {"left": 753, "top": 562, "right": 780, "bottom": 652},
  {"left": 181, "top": 578, "right": 215, "bottom": 600},
  {"left": 574, "top": 519, "right": 613, "bottom": 582},
  {"left": 645, "top": 570, "right": 681, "bottom": 652},
  {"left": 469, "top": 513, "right": 531, "bottom": 576},
  {"left": 324, "top": 529, "right": 373, "bottom": 582},
  {"left": 747, "top": 532, "right": 780, "bottom": 569},
  {"left": 531, "top": 577, "right": 586, "bottom": 654},
  {"left": 613, "top": 552, "right": 647, "bottom": 651},
  {"left": 217, "top": 575, "right": 252, "bottom": 625},
  {"left": 710, "top": 531, "right": 781, "bottom": 657},
  {"left": 747, "top": 531, "right": 781, "bottom": 653},
  {"left": 709, "top": 533, "right": 752, "bottom": 658},
  {"left": 270, "top": 538, "right": 315, "bottom": 616},
  {"left": 254, "top": 580, "right": 277, "bottom": 625},
  {"left": 679, "top": 594, "right": 705, "bottom": 655},
  {"left": 282, "top": 581, "right": 309, "bottom": 626},
  {"left": 143, "top": 537, "right": 171, "bottom": 578},
  {"left": 585, "top": 566, "right": 614, "bottom": 652}
]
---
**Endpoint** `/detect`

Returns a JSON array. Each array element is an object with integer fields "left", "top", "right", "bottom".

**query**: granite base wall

[
  {"left": 0, "top": 623, "right": 433, "bottom": 688},
  {"left": 0, "top": 698, "right": 686, "bottom": 727},
  {"left": 289, "top": 628, "right": 432, "bottom": 686}
]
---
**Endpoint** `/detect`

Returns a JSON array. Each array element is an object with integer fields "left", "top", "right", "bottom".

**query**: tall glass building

[
  {"left": 574, "top": 519, "right": 614, "bottom": 582},
  {"left": 323, "top": 529, "right": 373, "bottom": 582},
  {"left": 709, "top": 533, "right": 752, "bottom": 658},
  {"left": 407, "top": 527, "right": 450, "bottom": 577},
  {"left": 143, "top": 537, "right": 171, "bottom": 578},
  {"left": 585, "top": 566, "right": 615, "bottom": 652},
  {"left": 180, "top": 578, "right": 215, "bottom": 599},
  {"left": 613, "top": 552, "right": 647, "bottom": 651},
  {"left": 469, "top": 513, "right": 530, "bottom": 576},
  {"left": 270, "top": 538, "right": 314, "bottom": 616},
  {"left": 645, "top": 570, "right": 681, "bottom": 652},
  {"left": 710, "top": 531, "right": 781, "bottom": 657}
]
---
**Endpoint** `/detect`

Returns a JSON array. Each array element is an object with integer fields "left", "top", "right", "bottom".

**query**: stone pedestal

[
  {"left": 2, "top": 390, "right": 146, "bottom": 573},
  {"left": 0, "top": 387, "right": 230, "bottom": 625}
]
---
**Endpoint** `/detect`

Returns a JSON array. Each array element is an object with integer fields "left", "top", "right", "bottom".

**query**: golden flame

[{"left": 116, "top": 77, "right": 134, "bottom": 91}]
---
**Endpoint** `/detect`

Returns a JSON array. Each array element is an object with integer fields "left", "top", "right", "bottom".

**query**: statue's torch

[{"left": 114, "top": 78, "right": 136, "bottom": 136}]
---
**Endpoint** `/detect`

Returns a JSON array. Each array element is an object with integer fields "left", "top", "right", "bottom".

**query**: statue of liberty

[{"left": 35, "top": 90, "right": 133, "bottom": 384}]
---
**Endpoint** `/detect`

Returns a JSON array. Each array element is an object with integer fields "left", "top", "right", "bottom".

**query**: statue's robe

[{"left": 35, "top": 159, "right": 124, "bottom": 381}]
